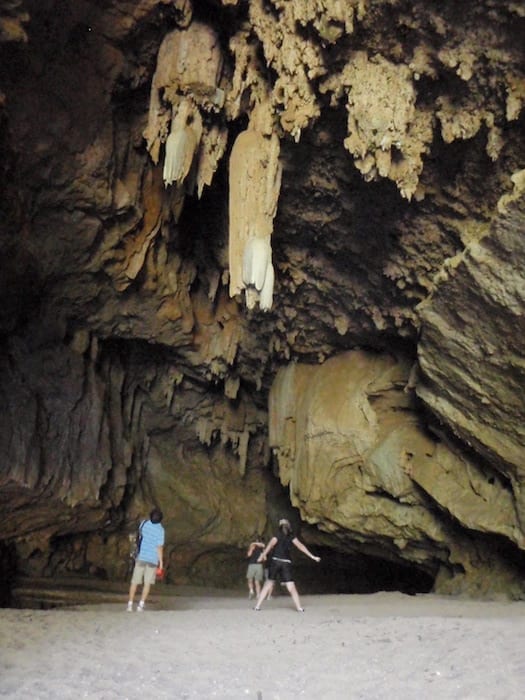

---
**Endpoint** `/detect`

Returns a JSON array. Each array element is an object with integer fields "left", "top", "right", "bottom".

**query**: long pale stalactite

[{"left": 229, "top": 110, "right": 282, "bottom": 311}]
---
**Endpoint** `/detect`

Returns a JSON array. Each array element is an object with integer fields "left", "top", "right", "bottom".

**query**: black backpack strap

[{"left": 134, "top": 520, "right": 147, "bottom": 558}]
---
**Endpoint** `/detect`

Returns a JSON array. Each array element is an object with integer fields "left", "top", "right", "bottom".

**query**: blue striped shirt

[{"left": 137, "top": 520, "right": 165, "bottom": 565}]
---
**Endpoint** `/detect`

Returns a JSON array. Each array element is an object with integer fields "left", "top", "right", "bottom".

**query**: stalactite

[
  {"left": 259, "top": 260, "right": 274, "bottom": 311},
  {"left": 162, "top": 99, "right": 202, "bottom": 188},
  {"left": 242, "top": 237, "right": 271, "bottom": 291},
  {"left": 228, "top": 107, "right": 282, "bottom": 311},
  {"left": 144, "top": 22, "right": 225, "bottom": 199}
]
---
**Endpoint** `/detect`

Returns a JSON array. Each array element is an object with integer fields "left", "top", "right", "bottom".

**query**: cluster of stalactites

[
  {"left": 143, "top": 0, "right": 524, "bottom": 310},
  {"left": 322, "top": 51, "right": 433, "bottom": 200},
  {"left": 143, "top": 21, "right": 228, "bottom": 205},
  {"left": 144, "top": 17, "right": 285, "bottom": 311}
]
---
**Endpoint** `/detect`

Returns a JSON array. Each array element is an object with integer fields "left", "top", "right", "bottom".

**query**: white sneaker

[
  {"left": 137, "top": 601, "right": 145, "bottom": 612},
  {"left": 126, "top": 602, "right": 133, "bottom": 612}
]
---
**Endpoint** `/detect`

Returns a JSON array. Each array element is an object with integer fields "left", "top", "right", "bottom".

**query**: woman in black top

[{"left": 254, "top": 519, "right": 320, "bottom": 612}]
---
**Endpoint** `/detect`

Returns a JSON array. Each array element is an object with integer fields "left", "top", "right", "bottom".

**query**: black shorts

[{"left": 269, "top": 558, "right": 293, "bottom": 583}]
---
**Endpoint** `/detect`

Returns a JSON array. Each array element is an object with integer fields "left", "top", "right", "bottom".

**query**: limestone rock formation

[
  {"left": 144, "top": 19, "right": 227, "bottom": 199},
  {"left": 229, "top": 117, "right": 281, "bottom": 311},
  {"left": 417, "top": 173, "right": 525, "bottom": 522},
  {"left": 270, "top": 351, "right": 525, "bottom": 597},
  {"left": 0, "top": 0, "right": 524, "bottom": 600}
]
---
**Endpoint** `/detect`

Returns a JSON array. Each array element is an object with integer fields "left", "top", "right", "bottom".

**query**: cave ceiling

[{"left": 0, "top": 0, "right": 524, "bottom": 597}]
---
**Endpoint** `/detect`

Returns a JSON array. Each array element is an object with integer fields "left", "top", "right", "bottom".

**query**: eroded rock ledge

[
  {"left": 0, "top": 0, "right": 524, "bottom": 599},
  {"left": 270, "top": 351, "right": 525, "bottom": 597}
]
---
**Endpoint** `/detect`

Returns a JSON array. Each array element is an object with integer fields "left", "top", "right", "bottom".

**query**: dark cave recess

[{"left": 293, "top": 546, "right": 435, "bottom": 596}]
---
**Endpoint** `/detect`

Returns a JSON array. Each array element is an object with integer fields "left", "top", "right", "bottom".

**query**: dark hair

[{"left": 150, "top": 508, "right": 163, "bottom": 524}]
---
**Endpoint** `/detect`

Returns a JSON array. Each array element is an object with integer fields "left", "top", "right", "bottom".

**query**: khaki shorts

[
  {"left": 246, "top": 563, "right": 264, "bottom": 582},
  {"left": 131, "top": 561, "right": 157, "bottom": 585}
]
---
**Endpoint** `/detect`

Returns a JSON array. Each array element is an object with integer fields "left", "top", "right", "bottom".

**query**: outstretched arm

[
  {"left": 257, "top": 536, "right": 277, "bottom": 562},
  {"left": 292, "top": 537, "right": 321, "bottom": 562}
]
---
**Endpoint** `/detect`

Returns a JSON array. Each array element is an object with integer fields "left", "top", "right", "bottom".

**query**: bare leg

[
  {"left": 255, "top": 579, "right": 261, "bottom": 597},
  {"left": 284, "top": 581, "right": 303, "bottom": 611},
  {"left": 140, "top": 581, "right": 152, "bottom": 604},
  {"left": 128, "top": 583, "right": 138, "bottom": 603},
  {"left": 248, "top": 578, "right": 254, "bottom": 597},
  {"left": 266, "top": 572, "right": 272, "bottom": 599},
  {"left": 254, "top": 579, "right": 274, "bottom": 609}
]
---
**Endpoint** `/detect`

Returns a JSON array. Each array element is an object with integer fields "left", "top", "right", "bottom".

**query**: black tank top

[
  {"left": 249, "top": 545, "right": 264, "bottom": 564},
  {"left": 272, "top": 532, "right": 293, "bottom": 561}
]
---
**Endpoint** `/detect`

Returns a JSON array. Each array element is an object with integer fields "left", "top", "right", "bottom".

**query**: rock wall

[
  {"left": 269, "top": 351, "right": 525, "bottom": 597},
  {"left": 0, "top": 0, "right": 524, "bottom": 596},
  {"left": 417, "top": 175, "right": 525, "bottom": 503},
  {"left": 1, "top": 332, "right": 268, "bottom": 585}
]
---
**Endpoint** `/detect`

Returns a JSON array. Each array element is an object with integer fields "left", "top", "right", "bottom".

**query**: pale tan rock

[
  {"left": 269, "top": 351, "right": 525, "bottom": 593},
  {"left": 248, "top": 0, "right": 324, "bottom": 137},
  {"left": 287, "top": 0, "right": 366, "bottom": 41},
  {"left": 163, "top": 99, "right": 202, "bottom": 188},
  {"left": 323, "top": 51, "right": 433, "bottom": 199},
  {"left": 228, "top": 110, "right": 282, "bottom": 309},
  {"left": 144, "top": 21, "right": 225, "bottom": 197},
  {"left": 226, "top": 27, "right": 271, "bottom": 122}
]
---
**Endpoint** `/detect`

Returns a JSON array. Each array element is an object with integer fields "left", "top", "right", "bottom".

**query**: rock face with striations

[{"left": 0, "top": 0, "right": 524, "bottom": 599}]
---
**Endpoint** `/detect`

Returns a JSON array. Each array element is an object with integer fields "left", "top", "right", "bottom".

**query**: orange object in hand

[{"left": 156, "top": 567, "right": 164, "bottom": 580}]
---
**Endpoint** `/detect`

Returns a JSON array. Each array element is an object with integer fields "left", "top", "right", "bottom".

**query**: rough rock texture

[
  {"left": 418, "top": 175, "right": 525, "bottom": 495},
  {"left": 270, "top": 351, "right": 525, "bottom": 597},
  {"left": 0, "top": 0, "right": 524, "bottom": 598}
]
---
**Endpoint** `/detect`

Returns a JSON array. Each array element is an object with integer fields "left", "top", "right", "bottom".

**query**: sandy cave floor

[{"left": 1, "top": 588, "right": 525, "bottom": 700}]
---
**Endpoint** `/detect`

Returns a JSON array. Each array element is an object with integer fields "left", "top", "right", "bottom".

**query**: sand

[{"left": 1, "top": 590, "right": 525, "bottom": 699}]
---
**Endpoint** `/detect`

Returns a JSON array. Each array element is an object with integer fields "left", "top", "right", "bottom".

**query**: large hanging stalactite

[{"left": 228, "top": 108, "right": 281, "bottom": 311}]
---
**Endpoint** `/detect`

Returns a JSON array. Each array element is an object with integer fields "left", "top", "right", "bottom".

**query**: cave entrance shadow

[{"left": 293, "top": 546, "right": 435, "bottom": 596}]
